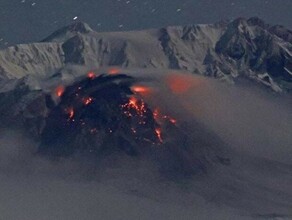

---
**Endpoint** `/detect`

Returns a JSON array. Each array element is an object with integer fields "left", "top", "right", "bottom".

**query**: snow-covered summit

[{"left": 0, "top": 17, "right": 291, "bottom": 92}]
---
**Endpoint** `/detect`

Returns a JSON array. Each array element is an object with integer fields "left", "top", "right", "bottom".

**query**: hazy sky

[{"left": 0, "top": 0, "right": 292, "bottom": 47}]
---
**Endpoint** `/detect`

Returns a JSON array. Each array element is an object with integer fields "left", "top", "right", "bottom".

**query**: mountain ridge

[{"left": 0, "top": 17, "right": 291, "bottom": 92}]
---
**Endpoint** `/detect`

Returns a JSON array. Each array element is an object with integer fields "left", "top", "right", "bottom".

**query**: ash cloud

[
  {"left": 126, "top": 69, "right": 292, "bottom": 164},
  {"left": 159, "top": 72, "right": 292, "bottom": 164}
]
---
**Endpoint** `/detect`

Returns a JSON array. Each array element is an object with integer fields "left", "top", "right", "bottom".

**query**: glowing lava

[
  {"left": 131, "top": 85, "right": 151, "bottom": 95},
  {"left": 129, "top": 97, "right": 137, "bottom": 106},
  {"left": 83, "top": 97, "right": 93, "bottom": 105},
  {"left": 155, "top": 128, "right": 163, "bottom": 143},
  {"left": 153, "top": 108, "right": 177, "bottom": 125},
  {"left": 65, "top": 107, "right": 74, "bottom": 120},
  {"left": 121, "top": 96, "right": 148, "bottom": 126},
  {"left": 153, "top": 109, "right": 159, "bottom": 121},
  {"left": 87, "top": 71, "right": 96, "bottom": 79},
  {"left": 127, "top": 97, "right": 147, "bottom": 116},
  {"left": 163, "top": 115, "right": 177, "bottom": 124},
  {"left": 169, "top": 118, "right": 177, "bottom": 124},
  {"left": 108, "top": 68, "right": 120, "bottom": 75},
  {"left": 55, "top": 85, "right": 65, "bottom": 97}
]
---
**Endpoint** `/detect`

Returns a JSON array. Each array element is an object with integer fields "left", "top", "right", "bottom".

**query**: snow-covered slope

[
  {"left": 0, "top": 17, "right": 291, "bottom": 92},
  {"left": 0, "top": 43, "right": 63, "bottom": 79}
]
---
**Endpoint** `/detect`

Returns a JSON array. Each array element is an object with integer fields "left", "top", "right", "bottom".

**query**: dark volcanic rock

[
  {"left": 62, "top": 35, "right": 85, "bottom": 64},
  {"left": 38, "top": 74, "right": 161, "bottom": 157}
]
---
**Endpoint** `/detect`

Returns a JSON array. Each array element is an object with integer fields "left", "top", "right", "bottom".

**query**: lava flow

[
  {"left": 122, "top": 96, "right": 147, "bottom": 117},
  {"left": 121, "top": 95, "right": 178, "bottom": 143},
  {"left": 153, "top": 108, "right": 177, "bottom": 125},
  {"left": 155, "top": 128, "right": 163, "bottom": 143},
  {"left": 83, "top": 97, "right": 93, "bottom": 105},
  {"left": 55, "top": 85, "right": 65, "bottom": 97},
  {"left": 65, "top": 107, "right": 74, "bottom": 120}
]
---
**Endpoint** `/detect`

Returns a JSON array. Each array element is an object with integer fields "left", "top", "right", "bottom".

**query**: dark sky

[{"left": 0, "top": 0, "right": 291, "bottom": 48}]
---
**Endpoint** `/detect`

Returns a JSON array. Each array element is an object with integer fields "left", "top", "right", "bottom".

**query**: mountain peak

[
  {"left": 65, "top": 22, "right": 93, "bottom": 33},
  {"left": 230, "top": 17, "right": 248, "bottom": 26},
  {"left": 227, "top": 17, "right": 269, "bottom": 31},
  {"left": 42, "top": 22, "right": 93, "bottom": 42},
  {"left": 247, "top": 17, "right": 268, "bottom": 28},
  {"left": 1, "top": 17, "right": 291, "bottom": 92}
]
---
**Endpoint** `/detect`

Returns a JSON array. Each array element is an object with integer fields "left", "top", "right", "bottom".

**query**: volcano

[
  {"left": 0, "top": 18, "right": 292, "bottom": 219},
  {"left": 0, "top": 69, "right": 231, "bottom": 177},
  {"left": 39, "top": 73, "right": 162, "bottom": 157}
]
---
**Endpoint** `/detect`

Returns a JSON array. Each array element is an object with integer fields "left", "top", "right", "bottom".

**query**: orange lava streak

[
  {"left": 131, "top": 86, "right": 151, "bottom": 94},
  {"left": 55, "top": 85, "right": 65, "bottom": 97},
  {"left": 130, "top": 97, "right": 147, "bottom": 116},
  {"left": 129, "top": 96, "right": 138, "bottom": 106},
  {"left": 122, "top": 96, "right": 147, "bottom": 119},
  {"left": 83, "top": 97, "right": 93, "bottom": 105},
  {"left": 65, "top": 107, "right": 74, "bottom": 120},
  {"left": 155, "top": 128, "right": 163, "bottom": 143}
]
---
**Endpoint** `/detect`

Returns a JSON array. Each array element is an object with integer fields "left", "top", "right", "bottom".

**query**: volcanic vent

[{"left": 39, "top": 73, "right": 176, "bottom": 157}]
